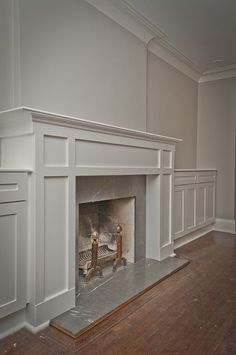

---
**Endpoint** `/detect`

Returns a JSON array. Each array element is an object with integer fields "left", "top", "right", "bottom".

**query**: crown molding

[
  {"left": 199, "top": 64, "right": 236, "bottom": 83},
  {"left": 148, "top": 39, "right": 201, "bottom": 82},
  {"left": 85, "top": 0, "right": 201, "bottom": 82},
  {"left": 85, "top": 0, "right": 164, "bottom": 43}
]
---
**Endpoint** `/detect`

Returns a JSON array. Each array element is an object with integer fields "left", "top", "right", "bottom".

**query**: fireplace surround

[{"left": 0, "top": 107, "right": 181, "bottom": 333}]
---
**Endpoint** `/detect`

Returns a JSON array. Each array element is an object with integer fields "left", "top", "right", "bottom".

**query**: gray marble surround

[
  {"left": 76, "top": 176, "right": 146, "bottom": 291},
  {"left": 76, "top": 176, "right": 146, "bottom": 259}
]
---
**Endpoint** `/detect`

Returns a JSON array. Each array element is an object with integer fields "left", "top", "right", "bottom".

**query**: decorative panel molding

[
  {"left": 162, "top": 150, "right": 172, "bottom": 169},
  {"left": 198, "top": 174, "right": 216, "bottom": 184},
  {"left": 0, "top": 173, "right": 27, "bottom": 203},
  {"left": 161, "top": 174, "right": 171, "bottom": 247},
  {"left": 174, "top": 170, "right": 216, "bottom": 241},
  {"left": 44, "top": 177, "right": 68, "bottom": 299},
  {"left": 0, "top": 214, "right": 17, "bottom": 306},
  {"left": 185, "top": 185, "right": 197, "bottom": 232},
  {"left": 174, "top": 188, "right": 184, "bottom": 237},
  {"left": 206, "top": 184, "right": 214, "bottom": 220},
  {"left": 175, "top": 175, "right": 197, "bottom": 186},
  {"left": 197, "top": 185, "right": 206, "bottom": 226},
  {"left": 44, "top": 135, "right": 68, "bottom": 167},
  {"left": 0, "top": 202, "right": 27, "bottom": 319},
  {"left": 75, "top": 140, "right": 159, "bottom": 168}
]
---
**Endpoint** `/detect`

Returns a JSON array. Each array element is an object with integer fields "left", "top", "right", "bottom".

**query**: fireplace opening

[
  {"left": 76, "top": 175, "right": 146, "bottom": 299},
  {"left": 77, "top": 197, "right": 135, "bottom": 281}
]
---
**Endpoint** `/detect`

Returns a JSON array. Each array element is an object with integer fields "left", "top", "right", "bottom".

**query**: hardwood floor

[{"left": 0, "top": 231, "right": 236, "bottom": 354}]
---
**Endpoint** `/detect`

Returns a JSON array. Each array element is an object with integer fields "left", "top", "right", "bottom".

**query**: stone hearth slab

[{"left": 50, "top": 257, "right": 189, "bottom": 337}]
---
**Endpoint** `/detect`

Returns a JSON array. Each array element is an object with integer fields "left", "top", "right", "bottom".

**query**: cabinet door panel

[
  {"left": 185, "top": 185, "right": 197, "bottom": 232},
  {"left": 174, "top": 187, "right": 185, "bottom": 239},
  {"left": 197, "top": 184, "right": 207, "bottom": 226},
  {"left": 0, "top": 202, "right": 27, "bottom": 319},
  {"left": 206, "top": 183, "right": 215, "bottom": 222}
]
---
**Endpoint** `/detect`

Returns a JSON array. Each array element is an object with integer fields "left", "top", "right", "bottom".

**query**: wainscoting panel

[
  {"left": 44, "top": 135, "right": 68, "bottom": 167},
  {"left": 161, "top": 174, "right": 171, "bottom": 248},
  {"left": 174, "top": 187, "right": 185, "bottom": 238},
  {"left": 0, "top": 202, "right": 27, "bottom": 319},
  {"left": 75, "top": 140, "right": 159, "bottom": 168},
  {"left": 44, "top": 177, "right": 69, "bottom": 299}
]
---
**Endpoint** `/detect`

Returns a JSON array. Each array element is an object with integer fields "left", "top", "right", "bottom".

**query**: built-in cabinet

[
  {"left": 174, "top": 170, "right": 216, "bottom": 240},
  {"left": 0, "top": 172, "right": 28, "bottom": 319}
]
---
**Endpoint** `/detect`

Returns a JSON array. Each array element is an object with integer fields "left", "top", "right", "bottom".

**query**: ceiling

[{"left": 125, "top": 0, "right": 236, "bottom": 73}]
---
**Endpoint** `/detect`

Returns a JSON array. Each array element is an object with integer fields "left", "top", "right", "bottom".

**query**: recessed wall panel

[
  {"left": 161, "top": 175, "right": 171, "bottom": 247},
  {"left": 44, "top": 177, "right": 68, "bottom": 298},
  {"left": 163, "top": 150, "right": 172, "bottom": 168},
  {"left": 0, "top": 214, "right": 16, "bottom": 305},
  {"left": 197, "top": 186, "right": 206, "bottom": 225},
  {"left": 44, "top": 135, "right": 68, "bottom": 167},
  {"left": 185, "top": 187, "right": 196, "bottom": 230},
  {"left": 75, "top": 140, "right": 159, "bottom": 168},
  {"left": 207, "top": 184, "right": 214, "bottom": 219},
  {"left": 174, "top": 190, "right": 184, "bottom": 235}
]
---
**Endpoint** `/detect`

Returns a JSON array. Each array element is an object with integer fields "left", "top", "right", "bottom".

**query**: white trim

[
  {"left": 11, "top": 0, "right": 21, "bottom": 107},
  {"left": 160, "top": 243, "right": 174, "bottom": 261},
  {"left": 0, "top": 107, "right": 182, "bottom": 144},
  {"left": 85, "top": 0, "right": 201, "bottom": 82},
  {"left": 0, "top": 168, "right": 32, "bottom": 172},
  {"left": 199, "top": 64, "right": 236, "bottom": 83},
  {"left": 85, "top": 0, "right": 166, "bottom": 44},
  {"left": 204, "top": 63, "right": 236, "bottom": 75},
  {"left": 24, "top": 320, "right": 49, "bottom": 334},
  {"left": 0, "top": 309, "right": 25, "bottom": 340},
  {"left": 0, "top": 317, "right": 49, "bottom": 340},
  {"left": 174, "top": 220, "right": 236, "bottom": 250},
  {"left": 213, "top": 218, "right": 235, "bottom": 234},
  {"left": 174, "top": 225, "right": 213, "bottom": 249},
  {"left": 0, "top": 322, "right": 24, "bottom": 340},
  {"left": 148, "top": 40, "right": 201, "bottom": 82},
  {"left": 175, "top": 169, "right": 217, "bottom": 173}
]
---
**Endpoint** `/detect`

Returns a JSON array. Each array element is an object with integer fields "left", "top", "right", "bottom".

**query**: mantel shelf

[{"left": 0, "top": 107, "right": 182, "bottom": 145}]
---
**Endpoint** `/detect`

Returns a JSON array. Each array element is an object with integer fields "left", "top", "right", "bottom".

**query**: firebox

[{"left": 76, "top": 175, "right": 146, "bottom": 293}]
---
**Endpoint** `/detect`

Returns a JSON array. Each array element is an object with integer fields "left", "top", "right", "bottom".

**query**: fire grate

[{"left": 79, "top": 244, "right": 116, "bottom": 272}]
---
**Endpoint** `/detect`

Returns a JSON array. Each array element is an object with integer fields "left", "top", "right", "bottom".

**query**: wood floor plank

[{"left": 0, "top": 231, "right": 235, "bottom": 354}]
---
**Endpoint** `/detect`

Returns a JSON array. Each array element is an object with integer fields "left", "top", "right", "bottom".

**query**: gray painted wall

[
  {"left": 19, "top": 0, "right": 147, "bottom": 131},
  {"left": 0, "top": 0, "right": 199, "bottom": 168},
  {"left": 0, "top": 0, "right": 14, "bottom": 110},
  {"left": 147, "top": 53, "right": 198, "bottom": 168},
  {"left": 197, "top": 78, "right": 236, "bottom": 220}
]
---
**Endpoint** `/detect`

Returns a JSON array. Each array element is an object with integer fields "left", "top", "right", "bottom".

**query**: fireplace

[
  {"left": 76, "top": 175, "right": 146, "bottom": 293},
  {"left": 78, "top": 197, "right": 135, "bottom": 259},
  {"left": 0, "top": 108, "right": 179, "bottom": 331}
]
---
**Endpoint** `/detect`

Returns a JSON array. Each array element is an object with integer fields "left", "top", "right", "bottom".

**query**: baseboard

[
  {"left": 0, "top": 309, "right": 25, "bottom": 340},
  {"left": 174, "top": 225, "right": 213, "bottom": 249},
  {"left": 24, "top": 320, "right": 49, "bottom": 334},
  {"left": 34, "top": 288, "right": 75, "bottom": 326},
  {"left": 213, "top": 218, "right": 235, "bottom": 233},
  {"left": 160, "top": 242, "right": 174, "bottom": 261}
]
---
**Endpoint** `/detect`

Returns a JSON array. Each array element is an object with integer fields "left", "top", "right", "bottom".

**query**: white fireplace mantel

[{"left": 0, "top": 107, "right": 181, "bottom": 336}]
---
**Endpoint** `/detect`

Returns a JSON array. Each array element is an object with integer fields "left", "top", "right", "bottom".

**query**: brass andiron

[
  {"left": 113, "top": 224, "right": 127, "bottom": 271},
  {"left": 85, "top": 231, "right": 103, "bottom": 282}
]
